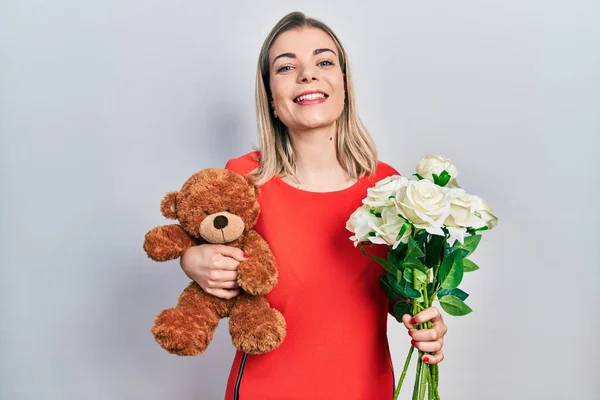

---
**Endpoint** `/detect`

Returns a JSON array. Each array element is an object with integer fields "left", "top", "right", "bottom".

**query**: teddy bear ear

[
  {"left": 244, "top": 174, "right": 259, "bottom": 195},
  {"left": 244, "top": 174, "right": 256, "bottom": 187},
  {"left": 160, "top": 191, "right": 179, "bottom": 219}
]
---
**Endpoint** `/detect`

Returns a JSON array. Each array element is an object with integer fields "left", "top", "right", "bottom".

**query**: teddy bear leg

[
  {"left": 229, "top": 293, "right": 286, "bottom": 355},
  {"left": 151, "top": 282, "right": 233, "bottom": 356}
]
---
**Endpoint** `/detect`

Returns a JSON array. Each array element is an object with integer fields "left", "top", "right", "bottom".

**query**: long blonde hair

[{"left": 252, "top": 11, "right": 378, "bottom": 186}]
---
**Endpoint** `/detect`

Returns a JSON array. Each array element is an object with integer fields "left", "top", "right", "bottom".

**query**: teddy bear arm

[
  {"left": 143, "top": 224, "right": 195, "bottom": 262},
  {"left": 237, "top": 230, "right": 278, "bottom": 295}
]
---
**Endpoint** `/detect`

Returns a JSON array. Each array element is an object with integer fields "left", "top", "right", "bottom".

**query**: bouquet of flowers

[{"left": 346, "top": 155, "right": 498, "bottom": 400}]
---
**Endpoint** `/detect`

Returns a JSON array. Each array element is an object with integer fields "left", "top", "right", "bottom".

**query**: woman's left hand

[{"left": 402, "top": 306, "right": 447, "bottom": 365}]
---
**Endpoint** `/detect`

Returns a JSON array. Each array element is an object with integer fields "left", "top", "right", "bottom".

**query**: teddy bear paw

[
  {"left": 237, "top": 272, "right": 276, "bottom": 296},
  {"left": 151, "top": 308, "right": 214, "bottom": 356},
  {"left": 231, "top": 308, "right": 286, "bottom": 355}
]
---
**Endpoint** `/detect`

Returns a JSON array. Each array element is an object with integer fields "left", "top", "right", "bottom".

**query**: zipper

[{"left": 234, "top": 353, "right": 248, "bottom": 400}]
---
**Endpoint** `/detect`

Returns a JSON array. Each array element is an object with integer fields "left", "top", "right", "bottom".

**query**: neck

[
  {"left": 288, "top": 124, "right": 339, "bottom": 173},
  {"left": 282, "top": 123, "right": 355, "bottom": 191}
]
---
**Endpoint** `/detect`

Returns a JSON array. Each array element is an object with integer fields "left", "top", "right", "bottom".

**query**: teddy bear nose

[{"left": 213, "top": 215, "right": 229, "bottom": 230}]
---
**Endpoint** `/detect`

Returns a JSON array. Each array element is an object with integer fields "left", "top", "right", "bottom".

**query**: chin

[{"left": 288, "top": 114, "right": 342, "bottom": 131}]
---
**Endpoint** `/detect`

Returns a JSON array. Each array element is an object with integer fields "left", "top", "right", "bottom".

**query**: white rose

[
  {"left": 363, "top": 175, "right": 409, "bottom": 211},
  {"left": 445, "top": 188, "right": 477, "bottom": 244},
  {"left": 470, "top": 195, "right": 498, "bottom": 230},
  {"left": 367, "top": 206, "right": 412, "bottom": 249},
  {"left": 394, "top": 179, "right": 451, "bottom": 236},
  {"left": 346, "top": 205, "right": 382, "bottom": 247},
  {"left": 416, "top": 155, "right": 459, "bottom": 187}
]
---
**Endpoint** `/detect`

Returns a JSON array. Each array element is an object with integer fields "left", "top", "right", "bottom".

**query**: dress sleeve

[{"left": 223, "top": 151, "right": 260, "bottom": 175}]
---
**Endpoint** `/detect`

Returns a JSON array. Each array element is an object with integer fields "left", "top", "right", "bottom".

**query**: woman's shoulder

[
  {"left": 374, "top": 160, "right": 401, "bottom": 179},
  {"left": 224, "top": 151, "right": 260, "bottom": 175}
]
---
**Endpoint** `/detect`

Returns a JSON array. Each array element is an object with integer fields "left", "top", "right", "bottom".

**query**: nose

[
  {"left": 213, "top": 215, "right": 228, "bottom": 230},
  {"left": 297, "top": 65, "right": 318, "bottom": 83}
]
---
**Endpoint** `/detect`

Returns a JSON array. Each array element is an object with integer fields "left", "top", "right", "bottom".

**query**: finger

[
  {"left": 409, "top": 324, "right": 446, "bottom": 342},
  {"left": 210, "top": 255, "right": 240, "bottom": 271},
  {"left": 402, "top": 313, "right": 416, "bottom": 330},
  {"left": 205, "top": 288, "right": 240, "bottom": 300},
  {"left": 410, "top": 337, "right": 443, "bottom": 354},
  {"left": 422, "top": 349, "right": 444, "bottom": 365},
  {"left": 207, "top": 279, "right": 239, "bottom": 289},
  {"left": 207, "top": 270, "right": 239, "bottom": 283},
  {"left": 216, "top": 245, "right": 248, "bottom": 262},
  {"left": 412, "top": 306, "right": 444, "bottom": 327},
  {"left": 410, "top": 316, "right": 449, "bottom": 342}
]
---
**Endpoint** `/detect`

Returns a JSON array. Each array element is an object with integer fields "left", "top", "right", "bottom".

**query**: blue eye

[
  {"left": 276, "top": 65, "right": 293, "bottom": 73},
  {"left": 319, "top": 60, "right": 334, "bottom": 67}
]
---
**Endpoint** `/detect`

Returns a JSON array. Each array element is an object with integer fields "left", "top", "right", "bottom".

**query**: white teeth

[{"left": 295, "top": 93, "right": 326, "bottom": 102}]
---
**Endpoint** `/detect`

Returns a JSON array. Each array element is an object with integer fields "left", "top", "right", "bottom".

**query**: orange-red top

[{"left": 223, "top": 152, "right": 399, "bottom": 400}]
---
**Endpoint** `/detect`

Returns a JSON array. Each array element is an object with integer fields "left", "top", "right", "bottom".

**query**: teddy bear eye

[
  {"left": 226, "top": 208, "right": 231, "bottom": 213},
  {"left": 203, "top": 210, "right": 210, "bottom": 215}
]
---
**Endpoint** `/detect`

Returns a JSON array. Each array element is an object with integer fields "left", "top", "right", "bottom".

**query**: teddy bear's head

[{"left": 159, "top": 168, "right": 259, "bottom": 244}]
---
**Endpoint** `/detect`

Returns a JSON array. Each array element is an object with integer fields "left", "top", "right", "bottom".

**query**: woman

[{"left": 180, "top": 11, "right": 448, "bottom": 399}]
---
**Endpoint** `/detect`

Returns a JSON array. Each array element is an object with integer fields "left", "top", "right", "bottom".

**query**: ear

[{"left": 160, "top": 191, "right": 179, "bottom": 219}]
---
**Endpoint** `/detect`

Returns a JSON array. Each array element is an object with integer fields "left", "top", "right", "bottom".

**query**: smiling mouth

[{"left": 294, "top": 93, "right": 329, "bottom": 103}]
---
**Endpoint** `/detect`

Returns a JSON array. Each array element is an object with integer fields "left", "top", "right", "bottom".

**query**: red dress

[{"left": 223, "top": 152, "right": 399, "bottom": 400}]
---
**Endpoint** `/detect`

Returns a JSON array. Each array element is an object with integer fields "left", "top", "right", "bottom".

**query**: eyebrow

[{"left": 271, "top": 48, "right": 337, "bottom": 67}]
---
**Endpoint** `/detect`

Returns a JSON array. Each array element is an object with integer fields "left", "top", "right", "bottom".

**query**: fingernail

[
  {"left": 407, "top": 329, "right": 413, "bottom": 337},
  {"left": 411, "top": 340, "right": 416, "bottom": 347},
  {"left": 410, "top": 317, "right": 417, "bottom": 325},
  {"left": 243, "top": 253, "right": 250, "bottom": 259},
  {"left": 423, "top": 356, "right": 430, "bottom": 363}
]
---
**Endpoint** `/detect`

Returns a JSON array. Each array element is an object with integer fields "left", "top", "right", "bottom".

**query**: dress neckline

[{"left": 272, "top": 175, "right": 367, "bottom": 196}]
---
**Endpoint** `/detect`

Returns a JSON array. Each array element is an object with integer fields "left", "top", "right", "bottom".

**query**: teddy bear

[{"left": 143, "top": 168, "right": 286, "bottom": 356}]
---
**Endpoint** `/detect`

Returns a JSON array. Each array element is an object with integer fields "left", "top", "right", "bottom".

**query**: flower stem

[
  {"left": 432, "top": 364, "right": 440, "bottom": 399},
  {"left": 419, "top": 362, "right": 428, "bottom": 400},
  {"left": 393, "top": 345, "right": 415, "bottom": 400},
  {"left": 413, "top": 352, "right": 423, "bottom": 400},
  {"left": 427, "top": 366, "right": 434, "bottom": 400}
]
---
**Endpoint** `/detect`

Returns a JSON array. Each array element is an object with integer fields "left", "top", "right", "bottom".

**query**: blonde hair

[{"left": 252, "top": 11, "right": 378, "bottom": 186}]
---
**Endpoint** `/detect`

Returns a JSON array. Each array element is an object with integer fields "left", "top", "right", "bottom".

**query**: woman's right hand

[{"left": 179, "top": 244, "right": 249, "bottom": 299}]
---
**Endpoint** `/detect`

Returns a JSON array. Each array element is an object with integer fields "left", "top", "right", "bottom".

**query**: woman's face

[{"left": 268, "top": 27, "right": 345, "bottom": 132}]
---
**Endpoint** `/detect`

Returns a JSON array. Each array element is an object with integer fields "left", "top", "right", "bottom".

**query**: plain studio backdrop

[{"left": 1, "top": 1, "right": 598, "bottom": 399}]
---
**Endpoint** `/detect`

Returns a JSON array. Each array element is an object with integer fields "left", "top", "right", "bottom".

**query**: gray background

[{"left": 1, "top": 0, "right": 599, "bottom": 399}]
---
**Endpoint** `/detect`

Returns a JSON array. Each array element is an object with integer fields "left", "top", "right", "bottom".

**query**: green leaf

[
  {"left": 414, "top": 268, "right": 428, "bottom": 285},
  {"left": 438, "top": 249, "right": 465, "bottom": 289},
  {"left": 443, "top": 245, "right": 469, "bottom": 259},
  {"left": 437, "top": 287, "right": 469, "bottom": 301},
  {"left": 367, "top": 254, "right": 399, "bottom": 276},
  {"left": 407, "top": 236, "right": 425, "bottom": 259},
  {"left": 389, "top": 250, "right": 404, "bottom": 272},
  {"left": 396, "top": 220, "right": 412, "bottom": 241},
  {"left": 425, "top": 234, "right": 445, "bottom": 268},
  {"left": 432, "top": 170, "right": 452, "bottom": 187},
  {"left": 369, "top": 209, "right": 382, "bottom": 218},
  {"left": 455, "top": 234, "right": 482, "bottom": 256},
  {"left": 439, "top": 295, "right": 473, "bottom": 316},
  {"left": 380, "top": 273, "right": 421, "bottom": 300},
  {"left": 463, "top": 259, "right": 480, "bottom": 272},
  {"left": 427, "top": 282, "right": 435, "bottom": 293},
  {"left": 467, "top": 227, "right": 488, "bottom": 235},
  {"left": 414, "top": 229, "right": 429, "bottom": 247},
  {"left": 413, "top": 173, "right": 425, "bottom": 180},
  {"left": 403, "top": 267, "right": 428, "bottom": 289},
  {"left": 403, "top": 257, "right": 427, "bottom": 274},
  {"left": 392, "top": 300, "right": 412, "bottom": 322},
  {"left": 401, "top": 279, "right": 422, "bottom": 298},
  {"left": 379, "top": 274, "right": 402, "bottom": 301}
]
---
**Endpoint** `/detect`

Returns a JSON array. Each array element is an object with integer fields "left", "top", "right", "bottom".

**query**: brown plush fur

[{"left": 143, "top": 168, "right": 286, "bottom": 356}]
